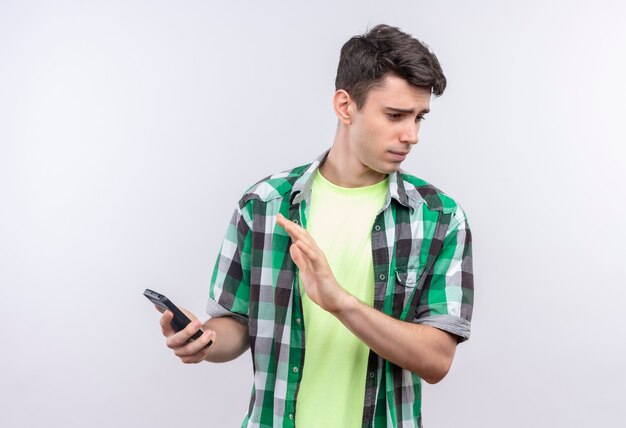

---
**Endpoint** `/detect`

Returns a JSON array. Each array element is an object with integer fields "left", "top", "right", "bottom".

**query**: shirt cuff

[
  {"left": 206, "top": 298, "right": 249, "bottom": 325},
  {"left": 415, "top": 315, "right": 471, "bottom": 343}
]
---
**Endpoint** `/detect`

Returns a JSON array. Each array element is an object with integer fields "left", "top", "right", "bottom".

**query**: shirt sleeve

[
  {"left": 206, "top": 203, "right": 252, "bottom": 324},
  {"left": 414, "top": 206, "right": 474, "bottom": 342}
]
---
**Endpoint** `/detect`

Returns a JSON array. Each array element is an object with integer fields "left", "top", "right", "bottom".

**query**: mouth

[{"left": 388, "top": 150, "right": 409, "bottom": 161}]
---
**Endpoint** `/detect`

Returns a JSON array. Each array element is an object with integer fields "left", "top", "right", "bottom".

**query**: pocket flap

[{"left": 394, "top": 268, "right": 419, "bottom": 288}]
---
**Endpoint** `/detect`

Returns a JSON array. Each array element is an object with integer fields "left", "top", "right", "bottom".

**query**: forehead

[{"left": 364, "top": 75, "right": 432, "bottom": 110}]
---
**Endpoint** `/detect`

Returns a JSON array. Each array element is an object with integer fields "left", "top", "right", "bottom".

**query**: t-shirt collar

[{"left": 291, "top": 149, "right": 413, "bottom": 209}]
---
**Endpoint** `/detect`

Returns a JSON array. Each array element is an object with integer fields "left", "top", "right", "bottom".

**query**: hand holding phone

[{"left": 144, "top": 288, "right": 212, "bottom": 348}]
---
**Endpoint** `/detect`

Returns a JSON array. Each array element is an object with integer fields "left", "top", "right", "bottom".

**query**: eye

[
  {"left": 387, "top": 113, "right": 403, "bottom": 121},
  {"left": 416, "top": 115, "right": 426, "bottom": 123}
]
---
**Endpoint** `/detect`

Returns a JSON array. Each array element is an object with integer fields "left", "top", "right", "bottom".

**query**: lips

[{"left": 389, "top": 150, "right": 409, "bottom": 161}]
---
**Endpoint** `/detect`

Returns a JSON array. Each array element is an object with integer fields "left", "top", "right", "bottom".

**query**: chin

[
  {"left": 364, "top": 159, "right": 401, "bottom": 175},
  {"left": 378, "top": 163, "right": 402, "bottom": 174}
]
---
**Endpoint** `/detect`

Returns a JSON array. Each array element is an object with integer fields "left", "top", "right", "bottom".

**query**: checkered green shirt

[{"left": 207, "top": 151, "right": 474, "bottom": 428}]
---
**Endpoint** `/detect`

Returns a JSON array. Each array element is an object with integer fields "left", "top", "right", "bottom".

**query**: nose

[{"left": 401, "top": 123, "right": 419, "bottom": 145}]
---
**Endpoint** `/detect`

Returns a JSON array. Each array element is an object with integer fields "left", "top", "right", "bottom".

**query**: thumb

[{"left": 160, "top": 310, "right": 176, "bottom": 336}]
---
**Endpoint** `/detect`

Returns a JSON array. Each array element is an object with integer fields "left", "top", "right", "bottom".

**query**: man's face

[{"left": 348, "top": 74, "right": 432, "bottom": 175}]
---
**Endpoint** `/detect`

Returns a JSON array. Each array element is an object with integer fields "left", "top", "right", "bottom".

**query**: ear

[{"left": 333, "top": 90, "right": 353, "bottom": 125}]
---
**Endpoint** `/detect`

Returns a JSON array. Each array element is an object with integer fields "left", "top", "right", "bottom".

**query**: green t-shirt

[{"left": 295, "top": 170, "right": 388, "bottom": 427}]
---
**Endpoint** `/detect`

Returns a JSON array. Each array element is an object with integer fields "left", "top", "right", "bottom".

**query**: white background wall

[{"left": 1, "top": 1, "right": 625, "bottom": 427}]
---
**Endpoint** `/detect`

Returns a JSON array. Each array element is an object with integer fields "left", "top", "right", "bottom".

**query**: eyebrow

[{"left": 384, "top": 106, "right": 430, "bottom": 115}]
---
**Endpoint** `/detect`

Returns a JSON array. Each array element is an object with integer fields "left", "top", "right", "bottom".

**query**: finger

[
  {"left": 289, "top": 242, "right": 303, "bottom": 267},
  {"left": 277, "top": 214, "right": 325, "bottom": 260},
  {"left": 289, "top": 242, "right": 313, "bottom": 273},
  {"left": 276, "top": 212, "right": 288, "bottom": 226},
  {"left": 159, "top": 310, "right": 176, "bottom": 336},
  {"left": 290, "top": 239, "right": 323, "bottom": 272},
  {"left": 174, "top": 329, "right": 216, "bottom": 358},
  {"left": 276, "top": 212, "right": 291, "bottom": 231},
  {"left": 167, "top": 319, "right": 202, "bottom": 348},
  {"left": 180, "top": 356, "right": 200, "bottom": 364},
  {"left": 180, "top": 353, "right": 206, "bottom": 364},
  {"left": 286, "top": 220, "right": 322, "bottom": 253},
  {"left": 277, "top": 213, "right": 308, "bottom": 241},
  {"left": 295, "top": 239, "right": 320, "bottom": 264}
]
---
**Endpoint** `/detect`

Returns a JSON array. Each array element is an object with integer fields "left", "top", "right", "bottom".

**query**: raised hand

[{"left": 276, "top": 213, "right": 352, "bottom": 314}]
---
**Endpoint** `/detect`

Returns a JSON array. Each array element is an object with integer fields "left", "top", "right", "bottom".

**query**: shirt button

[
  {"left": 407, "top": 278, "right": 414, "bottom": 284},
  {"left": 292, "top": 219, "right": 299, "bottom": 225},
  {"left": 295, "top": 318, "right": 301, "bottom": 324},
  {"left": 289, "top": 413, "right": 294, "bottom": 420},
  {"left": 292, "top": 366, "right": 299, "bottom": 373},
  {"left": 374, "top": 225, "right": 381, "bottom": 231},
  {"left": 369, "top": 371, "right": 375, "bottom": 378},
  {"left": 379, "top": 273, "right": 386, "bottom": 280}
]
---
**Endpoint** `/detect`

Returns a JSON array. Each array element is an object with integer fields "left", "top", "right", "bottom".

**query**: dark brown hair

[{"left": 335, "top": 24, "right": 446, "bottom": 109}]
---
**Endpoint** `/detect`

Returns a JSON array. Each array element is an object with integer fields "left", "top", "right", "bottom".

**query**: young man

[{"left": 159, "top": 24, "right": 473, "bottom": 427}]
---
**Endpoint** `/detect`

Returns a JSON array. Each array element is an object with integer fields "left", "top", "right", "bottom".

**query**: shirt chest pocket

[
  {"left": 392, "top": 266, "right": 425, "bottom": 319},
  {"left": 394, "top": 267, "right": 421, "bottom": 288}
]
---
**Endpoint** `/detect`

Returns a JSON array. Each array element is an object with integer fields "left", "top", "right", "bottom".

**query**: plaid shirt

[{"left": 207, "top": 151, "right": 474, "bottom": 428}]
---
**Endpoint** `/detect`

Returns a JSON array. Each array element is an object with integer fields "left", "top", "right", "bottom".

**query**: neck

[{"left": 320, "top": 127, "right": 387, "bottom": 188}]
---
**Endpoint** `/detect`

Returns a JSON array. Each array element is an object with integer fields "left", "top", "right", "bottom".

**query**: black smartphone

[{"left": 144, "top": 288, "right": 211, "bottom": 346}]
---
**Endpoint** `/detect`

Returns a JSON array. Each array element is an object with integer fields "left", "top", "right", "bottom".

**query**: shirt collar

[{"left": 290, "top": 149, "right": 415, "bottom": 209}]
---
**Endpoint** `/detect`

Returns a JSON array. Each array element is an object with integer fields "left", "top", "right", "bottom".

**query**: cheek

[
  {"left": 363, "top": 119, "right": 388, "bottom": 143},
  {"left": 352, "top": 117, "right": 390, "bottom": 157}
]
